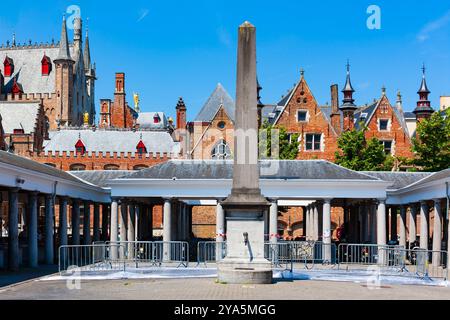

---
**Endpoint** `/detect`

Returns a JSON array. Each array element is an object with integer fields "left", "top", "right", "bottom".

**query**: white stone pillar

[
  {"left": 409, "top": 204, "right": 417, "bottom": 246},
  {"left": 71, "top": 199, "right": 80, "bottom": 245},
  {"left": 44, "top": 194, "right": 54, "bottom": 265},
  {"left": 399, "top": 205, "right": 407, "bottom": 248},
  {"left": 305, "top": 206, "right": 310, "bottom": 240},
  {"left": 93, "top": 203, "right": 100, "bottom": 242},
  {"left": 28, "top": 191, "right": 39, "bottom": 268},
  {"left": 163, "top": 199, "right": 172, "bottom": 261},
  {"left": 127, "top": 204, "right": 136, "bottom": 259},
  {"left": 8, "top": 188, "right": 20, "bottom": 271},
  {"left": 432, "top": 199, "right": 442, "bottom": 267},
  {"left": 322, "top": 199, "right": 332, "bottom": 261},
  {"left": 83, "top": 201, "right": 91, "bottom": 245},
  {"left": 269, "top": 201, "right": 278, "bottom": 244},
  {"left": 377, "top": 199, "right": 387, "bottom": 265},
  {"left": 216, "top": 203, "right": 225, "bottom": 242},
  {"left": 110, "top": 198, "right": 119, "bottom": 260},
  {"left": 313, "top": 204, "right": 319, "bottom": 241},
  {"left": 420, "top": 201, "right": 429, "bottom": 249}
]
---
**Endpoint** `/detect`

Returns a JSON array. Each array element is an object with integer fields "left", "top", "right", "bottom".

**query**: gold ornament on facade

[{"left": 133, "top": 92, "right": 140, "bottom": 113}]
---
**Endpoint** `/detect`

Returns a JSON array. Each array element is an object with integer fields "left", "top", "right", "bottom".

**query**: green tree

[
  {"left": 259, "top": 121, "right": 299, "bottom": 160},
  {"left": 335, "top": 125, "right": 392, "bottom": 171},
  {"left": 413, "top": 109, "right": 450, "bottom": 172}
]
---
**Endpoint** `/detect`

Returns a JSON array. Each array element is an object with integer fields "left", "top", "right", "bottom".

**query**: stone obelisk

[{"left": 217, "top": 21, "right": 272, "bottom": 284}]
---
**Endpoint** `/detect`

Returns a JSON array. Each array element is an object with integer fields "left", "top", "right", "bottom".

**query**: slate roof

[
  {"left": 43, "top": 129, "right": 181, "bottom": 155},
  {"left": 0, "top": 150, "right": 83, "bottom": 184},
  {"left": 361, "top": 171, "right": 431, "bottom": 190},
  {"left": 69, "top": 170, "right": 134, "bottom": 188},
  {"left": 136, "top": 112, "right": 169, "bottom": 130},
  {"left": 194, "top": 83, "right": 235, "bottom": 122},
  {"left": 0, "top": 102, "right": 40, "bottom": 133},
  {"left": 0, "top": 45, "right": 75, "bottom": 94},
  {"left": 122, "top": 160, "right": 380, "bottom": 181}
]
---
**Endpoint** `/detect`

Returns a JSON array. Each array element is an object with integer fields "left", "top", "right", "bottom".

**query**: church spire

[{"left": 55, "top": 15, "right": 72, "bottom": 61}]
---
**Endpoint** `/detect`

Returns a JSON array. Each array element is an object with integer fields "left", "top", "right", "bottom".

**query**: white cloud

[
  {"left": 417, "top": 10, "right": 450, "bottom": 42},
  {"left": 137, "top": 9, "right": 149, "bottom": 22}
]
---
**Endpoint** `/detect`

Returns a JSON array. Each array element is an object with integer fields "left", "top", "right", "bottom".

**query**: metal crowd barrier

[
  {"left": 196, "top": 241, "right": 227, "bottom": 267},
  {"left": 58, "top": 243, "right": 126, "bottom": 274},
  {"left": 106, "top": 241, "right": 190, "bottom": 268}
]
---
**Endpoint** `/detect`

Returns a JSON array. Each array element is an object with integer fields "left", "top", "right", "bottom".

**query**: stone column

[
  {"left": 322, "top": 199, "right": 332, "bottom": 261},
  {"left": 432, "top": 199, "right": 442, "bottom": 267},
  {"left": 44, "top": 194, "right": 54, "bottom": 265},
  {"left": 420, "top": 201, "right": 429, "bottom": 249},
  {"left": 93, "top": 203, "right": 100, "bottom": 242},
  {"left": 409, "top": 204, "right": 417, "bottom": 246},
  {"left": 313, "top": 203, "right": 319, "bottom": 241},
  {"left": 101, "top": 203, "right": 109, "bottom": 241},
  {"left": 58, "top": 197, "right": 68, "bottom": 265},
  {"left": 127, "top": 204, "right": 136, "bottom": 259},
  {"left": 216, "top": 202, "right": 225, "bottom": 242},
  {"left": 399, "top": 205, "right": 407, "bottom": 248},
  {"left": 269, "top": 201, "right": 278, "bottom": 244},
  {"left": 27, "top": 191, "right": 39, "bottom": 268},
  {"left": 163, "top": 199, "right": 172, "bottom": 261},
  {"left": 83, "top": 201, "right": 91, "bottom": 245},
  {"left": 119, "top": 201, "right": 128, "bottom": 242},
  {"left": 8, "top": 188, "right": 20, "bottom": 271},
  {"left": 390, "top": 206, "right": 397, "bottom": 243},
  {"left": 377, "top": 199, "right": 387, "bottom": 265},
  {"left": 110, "top": 198, "right": 119, "bottom": 260},
  {"left": 71, "top": 199, "right": 80, "bottom": 245}
]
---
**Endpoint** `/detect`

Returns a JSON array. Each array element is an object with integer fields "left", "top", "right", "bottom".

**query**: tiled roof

[
  {"left": 0, "top": 102, "right": 40, "bottom": 134},
  {"left": 194, "top": 83, "right": 235, "bottom": 122},
  {"left": 122, "top": 160, "right": 380, "bottom": 180},
  {"left": 362, "top": 171, "right": 431, "bottom": 190},
  {"left": 137, "top": 112, "right": 169, "bottom": 129},
  {"left": 69, "top": 170, "right": 134, "bottom": 188},
  {"left": 43, "top": 129, "right": 180, "bottom": 155},
  {"left": 0, "top": 45, "right": 75, "bottom": 94}
]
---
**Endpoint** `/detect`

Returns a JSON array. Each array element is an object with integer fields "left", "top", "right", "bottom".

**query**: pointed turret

[
  {"left": 340, "top": 60, "right": 356, "bottom": 110},
  {"left": 413, "top": 64, "right": 433, "bottom": 120},
  {"left": 340, "top": 60, "right": 357, "bottom": 131},
  {"left": 83, "top": 28, "right": 91, "bottom": 70},
  {"left": 55, "top": 16, "right": 72, "bottom": 61}
]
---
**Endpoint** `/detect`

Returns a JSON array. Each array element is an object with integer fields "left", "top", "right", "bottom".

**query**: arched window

[
  {"left": 211, "top": 139, "right": 231, "bottom": 160},
  {"left": 69, "top": 163, "right": 86, "bottom": 171},
  {"left": 104, "top": 164, "right": 120, "bottom": 171},
  {"left": 133, "top": 165, "right": 148, "bottom": 170}
]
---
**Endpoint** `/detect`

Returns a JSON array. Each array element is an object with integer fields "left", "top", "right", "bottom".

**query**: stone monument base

[{"left": 217, "top": 258, "right": 273, "bottom": 284}]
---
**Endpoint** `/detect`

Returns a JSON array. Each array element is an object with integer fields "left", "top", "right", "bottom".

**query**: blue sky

[{"left": 1, "top": 0, "right": 450, "bottom": 120}]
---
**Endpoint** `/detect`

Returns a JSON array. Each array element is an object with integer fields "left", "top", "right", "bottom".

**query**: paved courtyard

[{"left": 1, "top": 275, "right": 450, "bottom": 300}]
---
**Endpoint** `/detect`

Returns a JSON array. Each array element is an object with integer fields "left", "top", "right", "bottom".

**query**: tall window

[
  {"left": 305, "top": 134, "right": 321, "bottom": 151},
  {"left": 381, "top": 140, "right": 393, "bottom": 155},
  {"left": 379, "top": 119, "right": 389, "bottom": 131},
  {"left": 211, "top": 140, "right": 231, "bottom": 159}
]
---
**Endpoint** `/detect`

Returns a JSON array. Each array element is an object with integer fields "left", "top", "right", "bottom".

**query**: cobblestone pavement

[{"left": 0, "top": 277, "right": 450, "bottom": 300}]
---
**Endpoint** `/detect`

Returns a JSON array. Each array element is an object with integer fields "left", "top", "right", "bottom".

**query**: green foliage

[
  {"left": 259, "top": 121, "right": 299, "bottom": 160},
  {"left": 335, "top": 125, "right": 392, "bottom": 171},
  {"left": 412, "top": 109, "right": 450, "bottom": 172}
]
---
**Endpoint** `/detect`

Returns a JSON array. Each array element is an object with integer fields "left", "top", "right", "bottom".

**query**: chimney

[
  {"left": 176, "top": 97, "right": 187, "bottom": 129},
  {"left": 111, "top": 73, "right": 127, "bottom": 128},
  {"left": 330, "top": 84, "right": 341, "bottom": 133}
]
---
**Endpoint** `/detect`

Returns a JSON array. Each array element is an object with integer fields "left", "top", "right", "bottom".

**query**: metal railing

[
  {"left": 59, "top": 243, "right": 126, "bottom": 274},
  {"left": 196, "top": 241, "right": 227, "bottom": 267}
]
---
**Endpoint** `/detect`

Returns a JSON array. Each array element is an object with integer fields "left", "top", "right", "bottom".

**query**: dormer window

[
  {"left": 41, "top": 55, "right": 52, "bottom": 76},
  {"left": 3, "top": 56, "right": 14, "bottom": 77},
  {"left": 153, "top": 114, "right": 161, "bottom": 124},
  {"left": 11, "top": 79, "right": 23, "bottom": 95},
  {"left": 136, "top": 139, "right": 147, "bottom": 155},
  {"left": 75, "top": 138, "right": 86, "bottom": 155}
]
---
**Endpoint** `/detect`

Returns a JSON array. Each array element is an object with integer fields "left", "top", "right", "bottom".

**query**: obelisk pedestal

[{"left": 217, "top": 21, "right": 272, "bottom": 284}]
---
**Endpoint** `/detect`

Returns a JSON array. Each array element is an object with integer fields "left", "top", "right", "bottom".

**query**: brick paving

[{"left": 0, "top": 276, "right": 449, "bottom": 300}]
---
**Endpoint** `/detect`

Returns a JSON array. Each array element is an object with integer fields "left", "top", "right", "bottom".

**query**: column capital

[
  {"left": 322, "top": 198, "right": 332, "bottom": 204},
  {"left": 420, "top": 200, "right": 429, "bottom": 206},
  {"left": 377, "top": 198, "right": 386, "bottom": 204}
]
